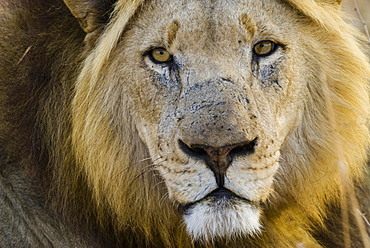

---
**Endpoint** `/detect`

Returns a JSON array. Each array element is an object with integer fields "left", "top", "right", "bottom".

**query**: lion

[{"left": 0, "top": 0, "right": 369, "bottom": 247}]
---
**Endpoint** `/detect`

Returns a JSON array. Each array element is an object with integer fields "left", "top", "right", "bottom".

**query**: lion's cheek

[
  {"left": 225, "top": 153, "right": 280, "bottom": 201},
  {"left": 157, "top": 163, "right": 217, "bottom": 204},
  {"left": 225, "top": 162, "right": 279, "bottom": 202}
]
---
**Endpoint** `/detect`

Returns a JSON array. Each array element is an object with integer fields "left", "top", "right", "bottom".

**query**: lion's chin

[{"left": 183, "top": 195, "right": 261, "bottom": 242}]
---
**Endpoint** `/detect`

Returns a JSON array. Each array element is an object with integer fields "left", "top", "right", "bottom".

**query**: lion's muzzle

[
  {"left": 178, "top": 138, "right": 257, "bottom": 186},
  {"left": 155, "top": 78, "right": 280, "bottom": 241}
]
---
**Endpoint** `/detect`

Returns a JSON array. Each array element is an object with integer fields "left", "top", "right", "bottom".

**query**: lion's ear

[{"left": 64, "top": 0, "right": 115, "bottom": 33}]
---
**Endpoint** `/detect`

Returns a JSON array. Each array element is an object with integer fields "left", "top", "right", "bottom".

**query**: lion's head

[{"left": 54, "top": 0, "right": 370, "bottom": 246}]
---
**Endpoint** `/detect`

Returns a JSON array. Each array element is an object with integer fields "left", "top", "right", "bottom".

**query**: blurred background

[{"left": 343, "top": 0, "right": 370, "bottom": 42}]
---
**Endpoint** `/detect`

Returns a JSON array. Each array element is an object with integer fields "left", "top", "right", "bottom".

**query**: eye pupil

[
  {"left": 150, "top": 48, "right": 172, "bottom": 63},
  {"left": 253, "top": 40, "right": 276, "bottom": 56}
]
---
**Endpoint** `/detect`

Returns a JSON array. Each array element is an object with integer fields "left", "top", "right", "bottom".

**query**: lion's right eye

[
  {"left": 148, "top": 48, "right": 172, "bottom": 64},
  {"left": 253, "top": 40, "right": 276, "bottom": 57}
]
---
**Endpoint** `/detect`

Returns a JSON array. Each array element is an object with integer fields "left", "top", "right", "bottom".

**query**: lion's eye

[
  {"left": 253, "top": 40, "right": 276, "bottom": 56},
  {"left": 149, "top": 48, "right": 172, "bottom": 63}
]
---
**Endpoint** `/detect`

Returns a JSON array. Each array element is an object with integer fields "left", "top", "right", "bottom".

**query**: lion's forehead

[
  {"left": 142, "top": 0, "right": 295, "bottom": 26},
  {"left": 134, "top": 0, "right": 299, "bottom": 52}
]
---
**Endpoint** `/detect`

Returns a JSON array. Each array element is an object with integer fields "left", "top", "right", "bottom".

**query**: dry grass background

[
  {"left": 343, "top": 0, "right": 370, "bottom": 43},
  {"left": 338, "top": 1, "right": 370, "bottom": 247}
]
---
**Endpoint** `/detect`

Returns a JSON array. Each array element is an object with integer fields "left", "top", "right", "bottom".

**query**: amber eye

[
  {"left": 149, "top": 48, "right": 172, "bottom": 63},
  {"left": 253, "top": 40, "right": 276, "bottom": 56}
]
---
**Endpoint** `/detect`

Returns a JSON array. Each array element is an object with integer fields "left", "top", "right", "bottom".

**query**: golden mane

[{"left": 71, "top": 1, "right": 185, "bottom": 245}]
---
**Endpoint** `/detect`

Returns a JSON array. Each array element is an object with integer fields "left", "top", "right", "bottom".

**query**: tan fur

[{"left": 0, "top": 0, "right": 369, "bottom": 247}]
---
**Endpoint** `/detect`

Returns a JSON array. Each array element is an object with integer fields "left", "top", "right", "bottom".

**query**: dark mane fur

[{"left": 0, "top": 1, "right": 112, "bottom": 246}]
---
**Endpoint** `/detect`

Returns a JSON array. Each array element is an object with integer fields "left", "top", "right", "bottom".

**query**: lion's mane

[{"left": 0, "top": 0, "right": 369, "bottom": 247}]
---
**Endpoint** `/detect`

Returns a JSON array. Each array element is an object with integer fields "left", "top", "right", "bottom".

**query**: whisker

[
  {"left": 114, "top": 156, "right": 164, "bottom": 179},
  {"left": 139, "top": 157, "right": 153, "bottom": 163},
  {"left": 125, "top": 159, "right": 166, "bottom": 185}
]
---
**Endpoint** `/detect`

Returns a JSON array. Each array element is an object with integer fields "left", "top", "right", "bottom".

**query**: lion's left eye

[
  {"left": 149, "top": 48, "right": 172, "bottom": 63},
  {"left": 253, "top": 40, "right": 276, "bottom": 56}
]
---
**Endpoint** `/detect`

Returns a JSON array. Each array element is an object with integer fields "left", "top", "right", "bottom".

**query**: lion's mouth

[
  {"left": 180, "top": 186, "right": 262, "bottom": 240},
  {"left": 180, "top": 187, "right": 256, "bottom": 214}
]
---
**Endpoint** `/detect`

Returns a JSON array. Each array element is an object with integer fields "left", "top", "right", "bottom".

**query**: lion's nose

[{"left": 179, "top": 138, "right": 257, "bottom": 186}]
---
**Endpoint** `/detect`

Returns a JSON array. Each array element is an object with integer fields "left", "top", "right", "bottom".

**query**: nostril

[
  {"left": 229, "top": 137, "right": 258, "bottom": 158},
  {"left": 178, "top": 140, "right": 208, "bottom": 159},
  {"left": 178, "top": 138, "right": 258, "bottom": 160},
  {"left": 178, "top": 138, "right": 258, "bottom": 186}
]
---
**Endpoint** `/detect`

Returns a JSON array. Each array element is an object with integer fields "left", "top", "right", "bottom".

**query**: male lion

[{"left": 0, "top": 0, "right": 369, "bottom": 247}]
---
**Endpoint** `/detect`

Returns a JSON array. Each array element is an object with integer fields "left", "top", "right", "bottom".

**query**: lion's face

[{"left": 98, "top": 0, "right": 311, "bottom": 242}]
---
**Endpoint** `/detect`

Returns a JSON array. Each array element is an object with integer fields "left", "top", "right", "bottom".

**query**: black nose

[{"left": 179, "top": 138, "right": 257, "bottom": 186}]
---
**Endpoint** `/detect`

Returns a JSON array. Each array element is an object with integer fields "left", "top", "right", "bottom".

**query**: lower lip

[{"left": 179, "top": 187, "right": 254, "bottom": 213}]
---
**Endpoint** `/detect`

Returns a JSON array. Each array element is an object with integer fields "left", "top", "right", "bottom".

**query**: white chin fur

[{"left": 183, "top": 198, "right": 261, "bottom": 242}]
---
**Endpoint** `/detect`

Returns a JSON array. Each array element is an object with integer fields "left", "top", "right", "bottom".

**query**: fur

[
  {"left": 184, "top": 198, "right": 261, "bottom": 242},
  {"left": 0, "top": 0, "right": 369, "bottom": 247}
]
